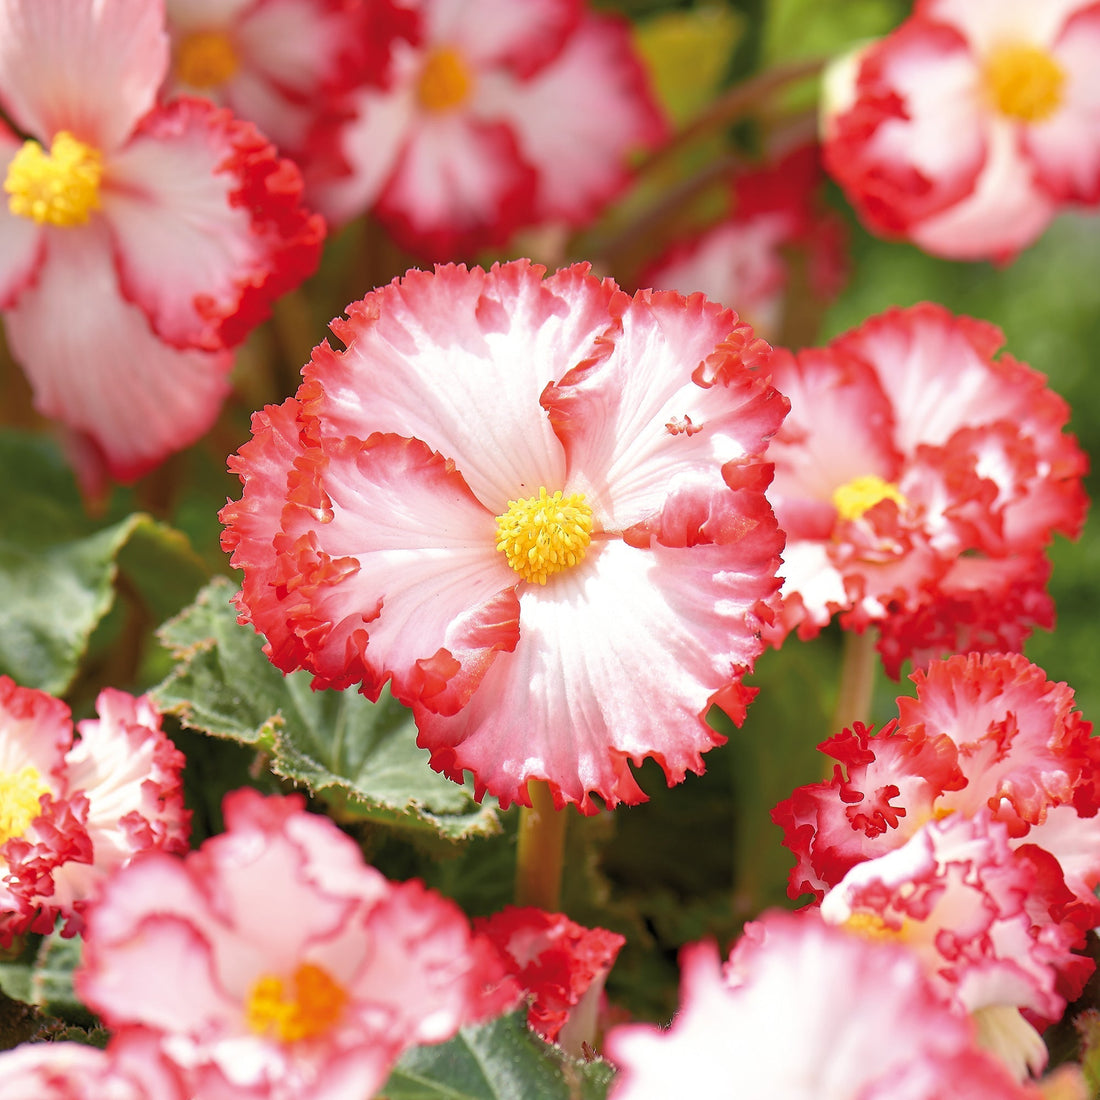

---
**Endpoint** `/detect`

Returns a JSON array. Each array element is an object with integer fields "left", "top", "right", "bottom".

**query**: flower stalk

[{"left": 515, "top": 780, "right": 567, "bottom": 910}]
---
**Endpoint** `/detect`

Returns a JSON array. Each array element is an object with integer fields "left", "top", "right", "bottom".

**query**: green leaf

[
  {"left": 382, "top": 1009, "right": 615, "bottom": 1100},
  {"left": 30, "top": 931, "right": 89, "bottom": 1024},
  {"left": 0, "top": 431, "right": 208, "bottom": 694},
  {"left": 151, "top": 577, "right": 500, "bottom": 842}
]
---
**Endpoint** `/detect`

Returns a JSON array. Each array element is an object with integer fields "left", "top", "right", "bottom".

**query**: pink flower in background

[
  {"left": 818, "top": 812, "right": 1091, "bottom": 1081},
  {"left": 475, "top": 906, "right": 624, "bottom": 1052},
  {"left": 0, "top": 1034, "right": 186, "bottom": 1100},
  {"left": 0, "top": 678, "right": 189, "bottom": 944},
  {"left": 77, "top": 789, "right": 515, "bottom": 1100},
  {"left": 642, "top": 143, "right": 847, "bottom": 341},
  {"left": 308, "top": 0, "right": 667, "bottom": 256},
  {"left": 774, "top": 652, "right": 1100, "bottom": 915},
  {"left": 0, "top": 0, "right": 323, "bottom": 488},
  {"left": 606, "top": 910, "right": 1039, "bottom": 1099},
  {"left": 764, "top": 303, "right": 1087, "bottom": 674},
  {"left": 162, "top": 0, "right": 413, "bottom": 161},
  {"left": 221, "top": 260, "right": 786, "bottom": 813},
  {"left": 823, "top": 0, "right": 1100, "bottom": 260}
]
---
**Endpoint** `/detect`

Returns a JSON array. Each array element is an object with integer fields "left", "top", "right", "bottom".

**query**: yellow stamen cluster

[
  {"left": 832, "top": 474, "right": 907, "bottom": 523},
  {"left": 495, "top": 487, "right": 595, "bottom": 585},
  {"left": 5, "top": 132, "right": 102, "bottom": 227},
  {"left": 417, "top": 47, "right": 473, "bottom": 112},
  {"left": 843, "top": 911, "right": 904, "bottom": 942},
  {"left": 245, "top": 962, "right": 349, "bottom": 1044},
  {"left": 0, "top": 765, "right": 49, "bottom": 845},
  {"left": 175, "top": 29, "right": 240, "bottom": 89},
  {"left": 984, "top": 42, "right": 1065, "bottom": 124}
]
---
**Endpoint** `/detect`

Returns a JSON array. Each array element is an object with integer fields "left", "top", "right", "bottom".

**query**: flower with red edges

[
  {"left": 0, "top": 1033, "right": 187, "bottom": 1100},
  {"left": 642, "top": 143, "right": 847, "bottom": 341},
  {"left": 773, "top": 652, "right": 1100, "bottom": 920},
  {"left": 307, "top": 0, "right": 667, "bottom": 256},
  {"left": 163, "top": 0, "right": 414, "bottom": 162},
  {"left": 823, "top": 0, "right": 1100, "bottom": 261},
  {"left": 606, "top": 909, "right": 1041, "bottom": 1099},
  {"left": 763, "top": 302, "right": 1087, "bottom": 675},
  {"left": 818, "top": 811, "right": 1091, "bottom": 1081},
  {"left": 220, "top": 260, "right": 787, "bottom": 813},
  {"left": 76, "top": 789, "right": 515, "bottom": 1100},
  {"left": 0, "top": 678, "right": 190, "bottom": 944},
  {"left": 474, "top": 906, "right": 624, "bottom": 1053},
  {"left": 0, "top": 0, "right": 323, "bottom": 489}
]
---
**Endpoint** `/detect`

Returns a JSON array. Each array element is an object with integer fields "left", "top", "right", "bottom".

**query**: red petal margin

[{"left": 111, "top": 97, "right": 324, "bottom": 351}]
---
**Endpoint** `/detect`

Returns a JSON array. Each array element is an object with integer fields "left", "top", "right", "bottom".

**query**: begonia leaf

[
  {"left": 151, "top": 577, "right": 500, "bottom": 842},
  {"left": 383, "top": 1008, "right": 615, "bottom": 1100},
  {"left": 0, "top": 431, "right": 207, "bottom": 694},
  {"left": 30, "top": 931, "right": 88, "bottom": 1025}
]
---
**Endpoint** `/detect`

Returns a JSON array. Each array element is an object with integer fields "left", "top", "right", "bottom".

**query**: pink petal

[
  {"left": 544, "top": 288, "right": 779, "bottom": 533},
  {"left": 428, "top": 0, "right": 581, "bottom": 76},
  {"left": 485, "top": 13, "right": 667, "bottom": 224},
  {"left": 415, "top": 522, "right": 781, "bottom": 813},
  {"left": 1024, "top": 5, "right": 1100, "bottom": 204},
  {"left": 0, "top": 0, "right": 166, "bottom": 150},
  {"left": 0, "top": 124, "right": 45, "bottom": 309},
  {"left": 271, "top": 432, "right": 521, "bottom": 710},
  {"left": 917, "top": 0, "right": 1087, "bottom": 52},
  {"left": 302, "top": 261, "right": 624, "bottom": 512},
  {"left": 3, "top": 223, "right": 233, "bottom": 482},
  {"left": 105, "top": 96, "right": 324, "bottom": 351}
]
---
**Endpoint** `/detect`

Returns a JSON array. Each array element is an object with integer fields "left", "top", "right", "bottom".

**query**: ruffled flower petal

[
  {"left": 105, "top": 96, "right": 324, "bottom": 351},
  {"left": 0, "top": 0, "right": 167, "bottom": 151},
  {"left": 2, "top": 223, "right": 233, "bottom": 483}
]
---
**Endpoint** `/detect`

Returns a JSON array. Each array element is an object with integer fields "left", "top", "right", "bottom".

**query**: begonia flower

[
  {"left": 162, "top": 0, "right": 413, "bottom": 162},
  {"left": 0, "top": 1033, "right": 186, "bottom": 1100},
  {"left": 763, "top": 302, "right": 1087, "bottom": 675},
  {"left": 0, "top": 678, "right": 189, "bottom": 944},
  {"left": 474, "top": 906, "right": 624, "bottom": 1053},
  {"left": 220, "top": 260, "right": 787, "bottom": 813},
  {"left": 642, "top": 143, "right": 847, "bottom": 341},
  {"left": 76, "top": 789, "right": 516, "bottom": 1100},
  {"left": 773, "top": 652, "right": 1100, "bottom": 915},
  {"left": 307, "top": 0, "right": 667, "bottom": 256},
  {"left": 823, "top": 0, "right": 1100, "bottom": 261},
  {"left": 606, "top": 909, "right": 1040, "bottom": 1099},
  {"left": 818, "top": 812, "right": 1091, "bottom": 1080},
  {"left": 0, "top": 0, "right": 323, "bottom": 487}
]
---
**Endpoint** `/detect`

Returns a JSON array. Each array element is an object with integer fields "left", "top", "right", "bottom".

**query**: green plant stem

[
  {"left": 830, "top": 629, "right": 878, "bottom": 751},
  {"left": 515, "top": 780, "right": 567, "bottom": 911}
]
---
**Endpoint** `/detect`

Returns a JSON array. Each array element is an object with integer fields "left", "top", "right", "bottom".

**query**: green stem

[
  {"left": 830, "top": 629, "right": 879, "bottom": 745},
  {"left": 515, "top": 780, "right": 567, "bottom": 911}
]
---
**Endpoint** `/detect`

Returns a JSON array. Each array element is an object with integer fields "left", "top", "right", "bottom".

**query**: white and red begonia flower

[
  {"left": 163, "top": 0, "right": 414, "bottom": 162},
  {"left": 0, "top": 678, "right": 189, "bottom": 944},
  {"left": 220, "top": 260, "right": 787, "bottom": 813},
  {"left": 77, "top": 789, "right": 515, "bottom": 1100},
  {"left": 474, "top": 906, "right": 625, "bottom": 1053},
  {"left": 763, "top": 302, "right": 1087, "bottom": 675},
  {"left": 0, "top": 0, "right": 323, "bottom": 487},
  {"left": 642, "top": 143, "right": 847, "bottom": 342},
  {"left": 773, "top": 652, "right": 1100, "bottom": 915},
  {"left": 307, "top": 0, "right": 667, "bottom": 257},
  {"left": 823, "top": 0, "right": 1100, "bottom": 261},
  {"left": 607, "top": 910, "right": 1041, "bottom": 1100},
  {"left": 818, "top": 812, "right": 1091, "bottom": 1081},
  {"left": 0, "top": 1033, "right": 187, "bottom": 1100}
]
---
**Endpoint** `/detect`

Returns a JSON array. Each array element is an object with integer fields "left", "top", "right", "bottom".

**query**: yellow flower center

[
  {"left": 417, "top": 47, "right": 473, "bottom": 112},
  {"left": 175, "top": 29, "right": 240, "bottom": 89},
  {"left": 843, "top": 911, "right": 904, "bottom": 942},
  {"left": 245, "top": 962, "right": 349, "bottom": 1044},
  {"left": 5, "top": 132, "right": 102, "bottom": 227},
  {"left": 495, "top": 487, "right": 594, "bottom": 585},
  {"left": 0, "top": 765, "right": 50, "bottom": 845},
  {"left": 832, "top": 475, "right": 907, "bottom": 523},
  {"left": 984, "top": 42, "right": 1065, "bottom": 123}
]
